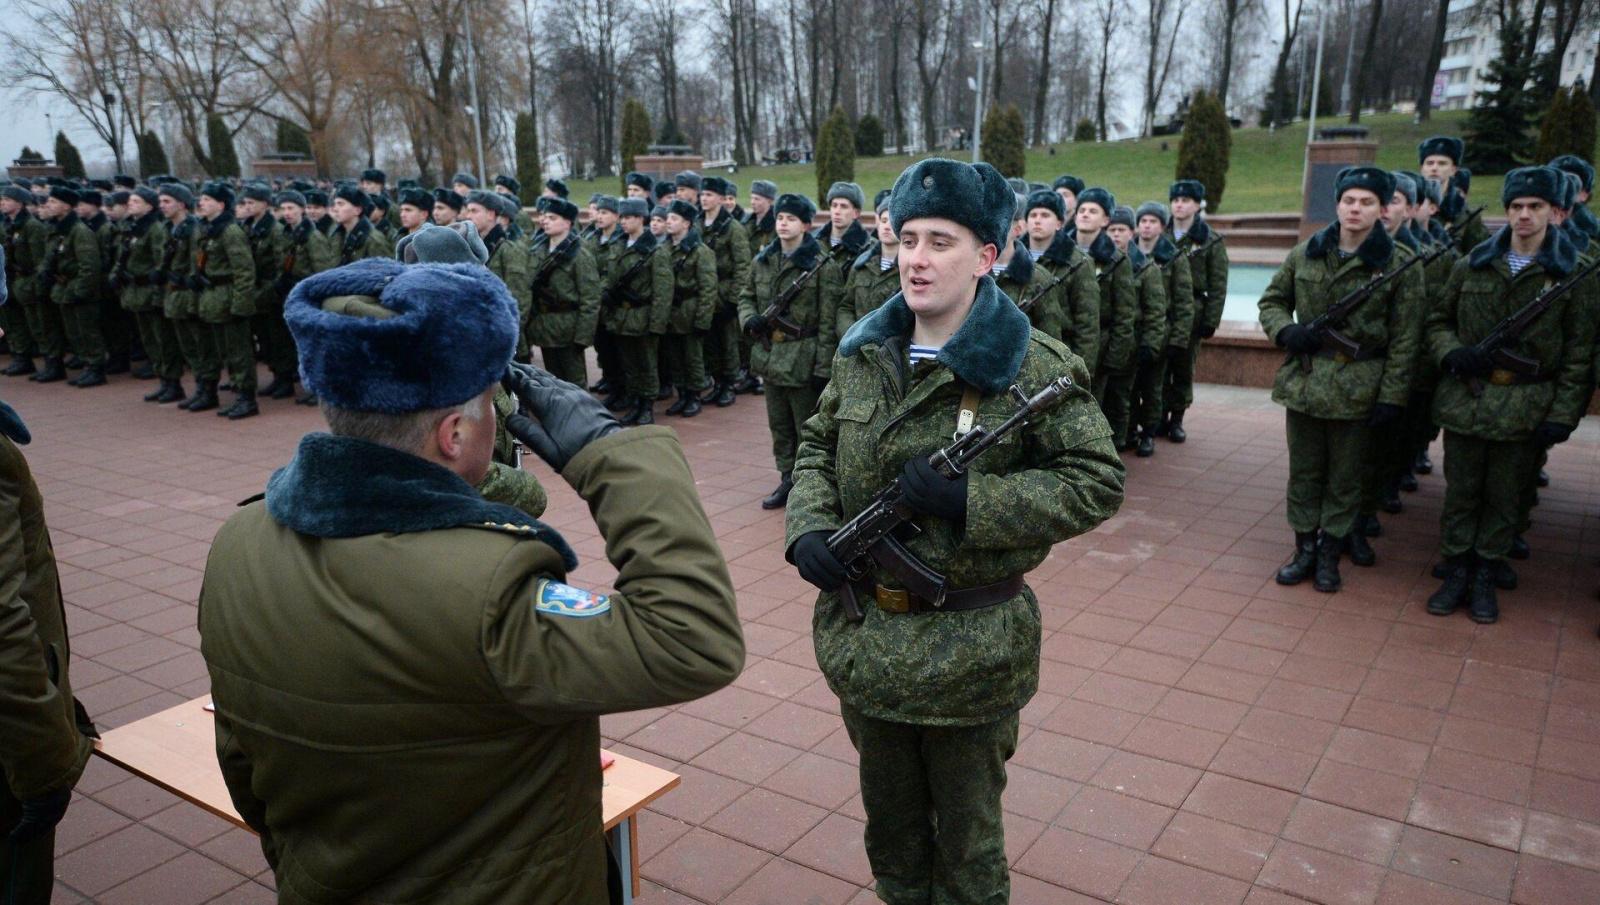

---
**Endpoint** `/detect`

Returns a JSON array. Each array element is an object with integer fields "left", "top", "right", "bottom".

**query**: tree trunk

[
  {"left": 1218, "top": 0, "right": 1240, "bottom": 110},
  {"left": 1095, "top": 0, "right": 1114, "bottom": 140},
  {"left": 891, "top": 9, "right": 906, "bottom": 150},
  {"left": 1348, "top": 0, "right": 1385, "bottom": 122},
  {"left": 1035, "top": 0, "right": 1057, "bottom": 144},
  {"left": 1416, "top": 0, "right": 1450, "bottom": 121}
]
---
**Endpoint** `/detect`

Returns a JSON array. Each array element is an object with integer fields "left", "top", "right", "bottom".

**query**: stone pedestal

[
  {"left": 633, "top": 154, "right": 703, "bottom": 182},
  {"left": 1300, "top": 129, "right": 1379, "bottom": 240},
  {"left": 252, "top": 155, "right": 318, "bottom": 180},
  {"left": 7, "top": 163, "right": 64, "bottom": 181}
]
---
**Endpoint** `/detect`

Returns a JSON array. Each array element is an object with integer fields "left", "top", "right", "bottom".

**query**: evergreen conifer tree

[{"left": 1176, "top": 91, "right": 1232, "bottom": 211}]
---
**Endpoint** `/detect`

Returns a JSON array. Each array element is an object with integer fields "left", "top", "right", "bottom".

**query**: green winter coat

[
  {"left": 814, "top": 220, "right": 871, "bottom": 270},
  {"left": 85, "top": 212, "right": 114, "bottom": 300},
  {"left": 1144, "top": 236, "right": 1196, "bottom": 349},
  {"left": 199, "top": 427, "right": 742, "bottom": 905},
  {"left": 1128, "top": 246, "right": 1170, "bottom": 353},
  {"left": 703, "top": 209, "right": 751, "bottom": 313},
  {"left": 1258, "top": 222, "right": 1426, "bottom": 421},
  {"left": 1172, "top": 217, "right": 1230, "bottom": 337},
  {"left": 1441, "top": 194, "right": 1492, "bottom": 256},
  {"left": 330, "top": 219, "right": 392, "bottom": 266},
  {"left": 274, "top": 219, "right": 332, "bottom": 293},
  {"left": 737, "top": 233, "right": 842, "bottom": 386},
  {"left": 162, "top": 216, "right": 200, "bottom": 319},
  {"left": 483, "top": 227, "right": 531, "bottom": 326},
  {"left": 2, "top": 213, "right": 49, "bottom": 305},
  {"left": 1, "top": 410, "right": 96, "bottom": 804},
  {"left": 745, "top": 208, "right": 776, "bottom": 253},
  {"left": 659, "top": 230, "right": 717, "bottom": 336},
  {"left": 114, "top": 211, "right": 166, "bottom": 313},
  {"left": 837, "top": 241, "right": 901, "bottom": 339},
  {"left": 1084, "top": 231, "right": 1138, "bottom": 375},
  {"left": 1428, "top": 226, "right": 1595, "bottom": 441},
  {"left": 40, "top": 213, "right": 102, "bottom": 306},
  {"left": 993, "top": 240, "right": 1066, "bottom": 342},
  {"left": 601, "top": 231, "right": 670, "bottom": 337},
  {"left": 526, "top": 234, "right": 601, "bottom": 348},
  {"left": 194, "top": 213, "right": 256, "bottom": 323},
  {"left": 241, "top": 213, "right": 282, "bottom": 314},
  {"left": 1036, "top": 231, "right": 1101, "bottom": 366},
  {"left": 786, "top": 280, "right": 1125, "bottom": 726}
]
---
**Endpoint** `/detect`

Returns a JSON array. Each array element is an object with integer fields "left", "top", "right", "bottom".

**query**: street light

[
  {"left": 970, "top": 41, "right": 986, "bottom": 164},
  {"left": 462, "top": 1, "right": 487, "bottom": 185}
]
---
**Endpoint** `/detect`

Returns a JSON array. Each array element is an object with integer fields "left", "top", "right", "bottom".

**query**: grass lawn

[{"left": 561, "top": 110, "right": 1523, "bottom": 215}]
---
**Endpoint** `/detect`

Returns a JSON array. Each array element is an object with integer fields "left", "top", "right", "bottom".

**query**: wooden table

[{"left": 93, "top": 697, "right": 678, "bottom": 903}]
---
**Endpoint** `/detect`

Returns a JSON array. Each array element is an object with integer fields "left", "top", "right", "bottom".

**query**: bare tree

[
  {"left": 1094, "top": 0, "right": 1122, "bottom": 140},
  {"left": 1141, "top": 0, "right": 1187, "bottom": 135},
  {"left": 1033, "top": 0, "right": 1059, "bottom": 144},
  {"left": 1346, "top": 0, "right": 1385, "bottom": 121},
  {"left": 1415, "top": 0, "right": 1450, "bottom": 121},
  {"left": 1216, "top": 0, "right": 1245, "bottom": 110},
  {"left": 1263, "top": 0, "right": 1304, "bottom": 126},
  {"left": 913, "top": 0, "right": 958, "bottom": 151},
  {"left": 19, "top": 0, "right": 151, "bottom": 173},
  {"left": 231, "top": 0, "right": 356, "bottom": 174}
]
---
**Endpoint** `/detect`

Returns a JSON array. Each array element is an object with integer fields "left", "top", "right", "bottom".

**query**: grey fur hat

[
  {"left": 751, "top": 179, "right": 779, "bottom": 199},
  {"left": 1135, "top": 201, "right": 1170, "bottom": 226},
  {"left": 825, "top": 181, "right": 865, "bottom": 209},
  {"left": 887, "top": 158, "right": 1011, "bottom": 250}
]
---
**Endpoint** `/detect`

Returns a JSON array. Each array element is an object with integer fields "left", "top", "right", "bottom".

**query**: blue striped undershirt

[
  {"left": 908, "top": 344, "right": 941, "bottom": 365},
  {"left": 1506, "top": 251, "right": 1534, "bottom": 275}
]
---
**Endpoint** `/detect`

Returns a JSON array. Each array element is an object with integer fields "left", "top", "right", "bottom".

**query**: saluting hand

[{"left": 501, "top": 363, "right": 621, "bottom": 472}]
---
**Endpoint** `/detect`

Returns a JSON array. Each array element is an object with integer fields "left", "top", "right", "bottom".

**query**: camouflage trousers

[
  {"left": 616, "top": 334, "right": 659, "bottom": 401},
  {"left": 1439, "top": 431, "right": 1540, "bottom": 561},
  {"left": 842, "top": 703, "right": 1018, "bottom": 905},
  {"left": 593, "top": 327, "right": 621, "bottom": 388},
  {"left": 1096, "top": 369, "right": 1136, "bottom": 449},
  {"left": 1285, "top": 409, "right": 1367, "bottom": 539},
  {"left": 59, "top": 300, "right": 106, "bottom": 367},
  {"left": 174, "top": 317, "right": 220, "bottom": 382},
  {"left": 1359, "top": 413, "right": 1412, "bottom": 518},
  {"left": 1, "top": 785, "right": 55, "bottom": 905},
  {"left": 1162, "top": 336, "right": 1200, "bottom": 417},
  {"left": 213, "top": 319, "right": 257, "bottom": 394},
  {"left": 253, "top": 297, "right": 298, "bottom": 381},
  {"left": 660, "top": 333, "right": 705, "bottom": 396},
  {"left": 765, "top": 383, "right": 820, "bottom": 475},
  {"left": 701, "top": 305, "right": 742, "bottom": 384},
  {"left": 539, "top": 345, "right": 589, "bottom": 389},
  {"left": 19, "top": 300, "right": 64, "bottom": 359},
  {"left": 1132, "top": 353, "right": 1167, "bottom": 432},
  {"left": 1, "top": 302, "right": 37, "bottom": 357},
  {"left": 135, "top": 310, "right": 184, "bottom": 381},
  {"left": 1516, "top": 447, "right": 1547, "bottom": 535}
]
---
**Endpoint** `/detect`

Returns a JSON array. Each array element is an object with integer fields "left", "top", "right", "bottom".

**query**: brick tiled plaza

[{"left": 10, "top": 371, "right": 1600, "bottom": 904}]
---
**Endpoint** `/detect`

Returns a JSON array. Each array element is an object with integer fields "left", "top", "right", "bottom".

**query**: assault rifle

[
  {"left": 529, "top": 235, "right": 576, "bottom": 304},
  {"left": 1292, "top": 251, "right": 1425, "bottom": 371},
  {"left": 600, "top": 248, "right": 655, "bottom": 308},
  {"left": 826, "top": 376, "right": 1076, "bottom": 623},
  {"left": 1017, "top": 257, "right": 1085, "bottom": 313},
  {"left": 1461, "top": 253, "right": 1600, "bottom": 398},
  {"left": 1449, "top": 205, "right": 1485, "bottom": 240},
  {"left": 749, "top": 259, "right": 826, "bottom": 351}
]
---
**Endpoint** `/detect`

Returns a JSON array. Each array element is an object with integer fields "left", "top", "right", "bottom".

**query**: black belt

[
  {"left": 853, "top": 574, "right": 1026, "bottom": 614},
  {"left": 1488, "top": 368, "right": 1553, "bottom": 386},
  {"left": 1313, "top": 345, "right": 1387, "bottom": 363},
  {"left": 199, "top": 274, "right": 234, "bottom": 286}
]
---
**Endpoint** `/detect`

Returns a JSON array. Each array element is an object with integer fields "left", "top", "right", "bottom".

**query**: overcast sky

[{"left": 6, "top": 86, "right": 112, "bottom": 169}]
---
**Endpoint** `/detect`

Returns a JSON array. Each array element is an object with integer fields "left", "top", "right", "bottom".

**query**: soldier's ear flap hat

[
  {"left": 109, "top": 191, "right": 130, "bottom": 206},
  {"left": 1453, "top": 168, "right": 1472, "bottom": 193},
  {"left": 3, "top": 186, "right": 33, "bottom": 205},
  {"left": 493, "top": 174, "right": 521, "bottom": 194},
  {"left": 285, "top": 258, "right": 516, "bottom": 413},
  {"left": 1549, "top": 154, "right": 1595, "bottom": 193},
  {"left": 1558, "top": 171, "right": 1580, "bottom": 210},
  {"left": 158, "top": 184, "right": 194, "bottom": 208},
  {"left": 545, "top": 178, "right": 570, "bottom": 198},
  {"left": 465, "top": 190, "right": 500, "bottom": 213},
  {"left": 1076, "top": 187, "right": 1115, "bottom": 215},
  {"left": 78, "top": 189, "right": 104, "bottom": 207},
  {"left": 888, "top": 158, "right": 1012, "bottom": 251},
  {"left": 1006, "top": 177, "right": 1029, "bottom": 195},
  {"left": 545, "top": 197, "right": 580, "bottom": 223},
  {"left": 1052, "top": 174, "right": 1084, "bottom": 195},
  {"left": 304, "top": 189, "right": 329, "bottom": 207},
  {"left": 361, "top": 168, "right": 386, "bottom": 184},
  {"left": 1026, "top": 189, "right": 1064, "bottom": 221},
  {"left": 451, "top": 172, "right": 479, "bottom": 189},
  {"left": 825, "top": 181, "right": 866, "bottom": 210},
  {"left": 1109, "top": 205, "right": 1137, "bottom": 229},
  {"left": 751, "top": 179, "right": 778, "bottom": 200},
  {"left": 1011, "top": 193, "right": 1028, "bottom": 221},
  {"left": 774, "top": 193, "right": 816, "bottom": 224},
  {"left": 667, "top": 199, "right": 699, "bottom": 221},
  {"left": 49, "top": 185, "right": 80, "bottom": 206},
  {"left": 1391, "top": 172, "right": 1418, "bottom": 206},
  {"left": 1135, "top": 201, "right": 1170, "bottom": 227},
  {"left": 133, "top": 186, "right": 160, "bottom": 207},
  {"left": 333, "top": 184, "right": 367, "bottom": 208},
  {"left": 113, "top": 174, "right": 136, "bottom": 189},
  {"left": 1334, "top": 166, "right": 1394, "bottom": 204},
  {"left": 1418, "top": 136, "right": 1464, "bottom": 165},
  {"left": 596, "top": 195, "right": 620, "bottom": 213},
  {"left": 398, "top": 187, "right": 431, "bottom": 209},
  {"left": 491, "top": 193, "right": 522, "bottom": 220},
  {"left": 624, "top": 171, "right": 654, "bottom": 192},
  {"left": 874, "top": 188, "right": 893, "bottom": 215},
  {"left": 201, "top": 181, "right": 235, "bottom": 208},
  {"left": 1501, "top": 166, "right": 1564, "bottom": 207},
  {"left": 701, "top": 176, "right": 732, "bottom": 197},
  {"left": 242, "top": 183, "right": 273, "bottom": 203},
  {"left": 371, "top": 193, "right": 392, "bottom": 211},
  {"left": 617, "top": 198, "right": 650, "bottom": 218},
  {"left": 1169, "top": 179, "right": 1205, "bottom": 202},
  {"left": 649, "top": 205, "right": 670, "bottom": 220},
  {"left": 396, "top": 222, "right": 489, "bottom": 266},
  {"left": 432, "top": 188, "right": 463, "bottom": 211},
  {"left": 673, "top": 170, "right": 702, "bottom": 191},
  {"left": 274, "top": 190, "right": 306, "bottom": 208},
  {"left": 652, "top": 182, "right": 675, "bottom": 202}
]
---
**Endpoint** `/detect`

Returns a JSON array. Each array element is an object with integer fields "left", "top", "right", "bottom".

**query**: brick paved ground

[{"left": 8, "top": 369, "right": 1600, "bottom": 905}]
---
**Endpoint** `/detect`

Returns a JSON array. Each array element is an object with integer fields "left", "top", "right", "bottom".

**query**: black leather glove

[
  {"left": 1442, "top": 346, "right": 1492, "bottom": 378},
  {"left": 743, "top": 315, "right": 769, "bottom": 336},
  {"left": 899, "top": 456, "right": 969, "bottom": 524},
  {"left": 792, "top": 530, "right": 848, "bottom": 592},
  {"left": 1197, "top": 324, "right": 1217, "bottom": 339},
  {"left": 810, "top": 375, "right": 829, "bottom": 394},
  {"left": 1275, "top": 323, "right": 1321, "bottom": 355},
  {"left": 1367, "top": 403, "right": 1404, "bottom": 428},
  {"left": 500, "top": 363, "right": 621, "bottom": 471},
  {"left": 1534, "top": 421, "right": 1574, "bottom": 447},
  {"left": 7, "top": 788, "right": 71, "bottom": 845},
  {"left": 1166, "top": 344, "right": 1187, "bottom": 362},
  {"left": 1136, "top": 345, "right": 1154, "bottom": 366},
  {"left": 150, "top": 270, "right": 166, "bottom": 287},
  {"left": 273, "top": 273, "right": 295, "bottom": 296}
]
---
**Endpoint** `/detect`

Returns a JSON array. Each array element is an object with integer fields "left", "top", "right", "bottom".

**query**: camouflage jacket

[
  {"left": 1144, "top": 236, "right": 1196, "bottom": 348},
  {"left": 814, "top": 219, "right": 871, "bottom": 271},
  {"left": 785, "top": 279, "right": 1124, "bottom": 725},
  {"left": 1127, "top": 245, "right": 1171, "bottom": 352},
  {"left": 275, "top": 218, "right": 332, "bottom": 293},
  {"left": 1084, "top": 231, "right": 1139, "bottom": 375},
  {"left": 702, "top": 209, "right": 751, "bottom": 309},
  {"left": 1258, "top": 222, "right": 1426, "bottom": 420},
  {"left": 115, "top": 211, "right": 166, "bottom": 313},
  {"left": 1036, "top": 231, "right": 1101, "bottom": 366},
  {"left": 745, "top": 208, "right": 776, "bottom": 252},
  {"left": 161, "top": 216, "right": 199, "bottom": 319},
  {"left": 1439, "top": 191, "right": 1492, "bottom": 256},
  {"left": 1427, "top": 226, "right": 1595, "bottom": 441},
  {"left": 332, "top": 218, "right": 392, "bottom": 266},
  {"left": 837, "top": 241, "right": 900, "bottom": 340},
  {"left": 737, "top": 233, "right": 842, "bottom": 386},
  {"left": 601, "top": 231, "right": 671, "bottom": 337},
  {"left": 194, "top": 212, "right": 257, "bottom": 323},
  {"left": 241, "top": 213, "right": 282, "bottom": 312},
  {"left": 483, "top": 227, "right": 532, "bottom": 332},
  {"left": 40, "top": 214, "right": 103, "bottom": 306},
  {"left": 659, "top": 230, "right": 717, "bottom": 336},
  {"left": 993, "top": 240, "right": 1066, "bottom": 342},
  {"left": 2, "top": 213, "right": 48, "bottom": 305},
  {"left": 1172, "top": 217, "right": 1230, "bottom": 337},
  {"left": 526, "top": 234, "right": 601, "bottom": 348}
]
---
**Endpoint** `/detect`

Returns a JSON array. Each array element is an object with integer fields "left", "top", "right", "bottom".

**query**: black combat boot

[
  {"left": 761, "top": 473, "right": 793, "bottom": 510},
  {"left": 131, "top": 361, "right": 156, "bottom": 380},
  {"left": 1427, "top": 555, "right": 1473, "bottom": 615},
  {"left": 295, "top": 389, "right": 319, "bottom": 406},
  {"left": 733, "top": 369, "right": 759, "bottom": 394},
  {"left": 1154, "top": 413, "right": 1171, "bottom": 437},
  {"left": 1274, "top": 532, "right": 1318, "bottom": 586},
  {"left": 1493, "top": 560, "right": 1518, "bottom": 591},
  {"left": 73, "top": 365, "right": 107, "bottom": 388},
  {"left": 155, "top": 379, "right": 187, "bottom": 404},
  {"left": 1509, "top": 535, "right": 1530, "bottom": 560},
  {"left": 143, "top": 379, "right": 169, "bottom": 402},
  {"left": 665, "top": 391, "right": 689, "bottom": 416},
  {"left": 657, "top": 383, "right": 675, "bottom": 401},
  {"left": 621, "top": 397, "right": 654, "bottom": 426},
  {"left": 64, "top": 355, "right": 84, "bottom": 370},
  {"left": 1468, "top": 559, "right": 1499, "bottom": 624},
  {"left": 1398, "top": 471, "right": 1418, "bottom": 492},
  {"left": 679, "top": 393, "right": 702, "bottom": 417},
  {"left": 713, "top": 383, "right": 736, "bottom": 407},
  {"left": 1313, "top": 532, "right": 1343, "bottom": 592},
  {"left": 2, "top": 356, "right": 36, "bottom": 377},
  {"left": 1537, "top": 469, "right": 1550, "bottom": 488},
  {"left": 104, "top": 351, "right": 130, "bottom": 375},
  {"left": 1346, "top": 525, "right": 1376, "bottom": 568},
  {"left": 31, "top": 356, "right": 66, "bottom": 383},
  {"left": 1414, "top": 450, "right": 1433, "bottom": 475},
  {"left": 1135, "top": 427, "right": 1156, "bottom": 458},
  {"left": 1167, "top": 414, "right": 1187, "bottom": 443},
  {"left": 602, "top": 388, "right": 630, "bottom": 411},
  {"left": 186, "top": 379, "right": 220, "bottom": 412},
  {"left": 1380, "top": 480, "right": 1403, "bottom": 514},
  {"left": 268, "top": 377, "right": 297, "bottom": 400},
  {"left": 222, "top": 391, "right": 259, "bottom": 420},
  {"left": 1362, "top": 513, "right": 1382, "bottom": 538}
]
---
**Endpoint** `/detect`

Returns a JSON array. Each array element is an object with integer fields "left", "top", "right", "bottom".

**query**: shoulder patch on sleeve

[{"left": 534, "top": 579, "right": 611, "bottom": 618}]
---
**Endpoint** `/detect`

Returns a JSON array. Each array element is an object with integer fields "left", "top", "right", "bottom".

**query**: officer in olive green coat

[
  {"left": 194, "top": 182, "right": 260, "bottom": 419},
  {"left": 1424, "top": 166, "right": 1594, "bottom": 624},
  {"left": 1108, "top": 206, "right": 1170, "bottom": 451},
  {"left": 200, "top": 259, "right": 742, "bottom": 905},
  {"left": 115, "top": 188, "right": 182, "bottom": 402},
  {"left": 1, "top": 400, "right": 98, "bottom": 905},
  {"left": 658, "top": 199, "right": 718, "bottom": 416},
  {"left": 698, "top": 176, "right": 751, "bottom": 406},
  {"left": 738, "top": 193, "right": 842, "bottom": 508},
  {"left": 785, "top": 158, "right": 1124, "bottom": 905},
  {"left": 38, "top": 186, "right": 108, "bottom": 385},
  {"left": 2, "top": 188, "right": 53, "bottom": 378},
  {"left": 602, "top": 199, "right": 672, "bottom": 425},
  {"left": 837, "top": 192, "right": 903, "bottom": 339},
  {"left": 1132, "top": 201, "right": 1195, "bottom": 456},
  {"left": 526, "top": 196, "right": 601, "bottom": 387},
  {"left": 1027, "top": 193, "right": 1100, "bottom": 362},
  {"left": 1260, "top": 167, "right": 1425, "bottom": 594},
  {"left": 1162, "top": 180, "right": 1230, "bottom": 442}
]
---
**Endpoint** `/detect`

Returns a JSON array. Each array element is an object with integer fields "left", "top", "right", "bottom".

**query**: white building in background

[{"left": 1434, "top": 0, "right": 1598, "bottom": 110}]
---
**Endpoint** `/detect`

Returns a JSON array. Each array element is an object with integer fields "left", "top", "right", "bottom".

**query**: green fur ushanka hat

[
  {"left": 1052, "top": 175, "right": 1084, "bottom": 195},
  {"left": 887, "top": 158, "right": 1012, "bottom": 250},
  {"left": 1418, "top": 136, "right": 1464, "bottom": 165},
  {"left": 1169, "top": 179, "right": 1205, "bottom": 202},
  {"left": 1076, "top": 187, "right": 1115, "bottom": 215},
  {"left": 1501, "top": 166, "right": 1563, "bottom": 207},
  {"left": 1026, "top": 189, "right": 1064, "bottom": 221},
  {"left": 1391, "top": 171, "right": 1417, "bottom": 206},
  {"left": 774, "top": 193, "right": 816, "bottom": 224},
  {"left": 1334, "top": 166, "right": 1395, "bottom": 203},
  {"left": 1550, "top": 154, "right": 1595, "bottom": 193}
]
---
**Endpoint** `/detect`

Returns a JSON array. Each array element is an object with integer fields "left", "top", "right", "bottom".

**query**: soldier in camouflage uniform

[
  {"left": 739, "top": 193, "right": 840, "bottom": 508},
  {"left": 116, "top": 188, "right": 184, "bottom": 403},
  {"left": 1404, "top": 174, "right": 1455, "bottom": 482},
  {"left": 466, "top": 192, "right": 532, "bottom": 348},
  {"left": 157, "top": 184, "right": 211, "bottom": 409},
  {"left": 697, "top": 176, "right": 751, "bottom": 407},
  {"left": 238, "top": 185, "right": 290, "bottom": 400},
  {"left": 992, "top": 194, "right": 1066, "bottom": 340},
  {"left": 1420, "top": 137, "right": 1492, "bottom": 256},
  {"left": 524, "top": 197, "right": 600, "bottom": 388},
  {"left": 1074, "top": 188, "right": 1138, "bottom": 415},
  {"left": 1052, "top": 174, "right": 1083, "bottom": 221},
  {"left": 76, "top": 190, "right": 130, "bottom": 377},
  {"left": 193, "top": 183, "right": 260, "bottom": 419},
  {"left": 330, "top": 186, "right": 392, "bottom": 266},
  {"left": 836, "top": 190, "right": 902, "bottom": 340},
  {"left": 1107, "top": 206, "right": 1170, "bottom": 451},
  {"left": 785, "top": 158, "right": 1124, "bottom": 905},
  {"left": 1129, "top": 201, "right": 1195, "bottom": 457},
  {"left": 273, "top": 190, "right": 330, "bottom": 405},
  {"left": 431, "top": 189, "right": 462, "bottom": 228},
  {"left": 657, "top": 200, "right": 717, "bottom": 417},
  {"left": 816, "top": 182, "right": 871, "bottom": 272},
  {"left": 1025, "top": 191, "right": 1100, "bottom": 361},
  {"left": 396, "top": 187, "right": 433, "bottom": 240},
  {"left": 586, "top": 195, "right": 626, "bottom": 401},
  {"left": 602, "top": 198, "right": 672, "bottom": 426},
  {"left": 1260, "top": 167, "right": 1424, "bottom": 594},
  {"left": 2, "top": 186, "right": 48, "bottom": 377},
  {"left": 106, "top": 191, "right": 152, "bottom": 379},
  {"left": 38, "top": 187, "right": 107, "bottom": 387},
  {"left": 305, "top": 190, "right": 335, "bottom": 236},
  {"left": 1160, "top": 180, "right": 1229, "bottom": 443},
  {"left": 745, "top": 180, "right": 778, "bottom": 254}
]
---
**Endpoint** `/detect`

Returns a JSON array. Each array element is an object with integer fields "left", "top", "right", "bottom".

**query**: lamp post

[
  {"left": 970, "top": 41, "right": 986, "bottom": 163},
  {"left": 462, "top": 0, "right": 487, "bottom": 185}
]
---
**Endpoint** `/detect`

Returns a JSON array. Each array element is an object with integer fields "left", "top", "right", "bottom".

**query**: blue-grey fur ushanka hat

[
  {"left": 1550, "top": 154, "right": 1595, "bottom": 193},
  {"left": 1418, "top": 136, "right": 1465, "bottom": 166},
  {"left": 826, "top": 181, "right": 866, "bottom": 209},
  {"left": 1501, "top": 165, "right": 1564, "bottom": 207},
  {"left": 1169, "top": 180, "right": 1205, "bottom": 202},
  {"left": 1026, "top": 189, "right": 1064, "bottom": 220},
  {"left": 284, "top": 258, "right": 517, "bottom": 413},
  {"left": 1076, "top": 187, "right": 1115, "bottom": 215},
  {"left": 1334, "top": 166, "right": 1395, "bottom": 203},
  {"left": 774, "top": 193, "right": 816, "bottom": 224},
  {"left": 887, "top": 158, "right": 1012, "bottom": 250}
]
